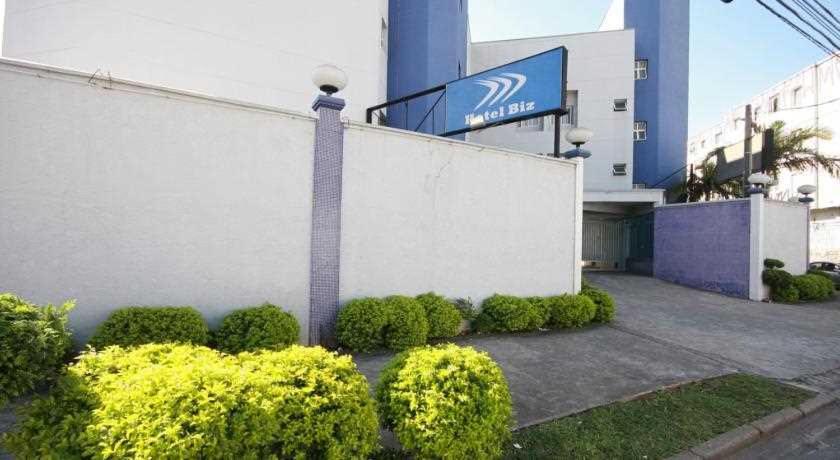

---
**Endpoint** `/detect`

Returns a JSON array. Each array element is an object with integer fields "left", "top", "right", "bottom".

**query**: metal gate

[
  {"left": 582, "top": 219, "right": 626, "bottom": 270},
  {"left": 624, "top": 212, "right": 654, "bottom": 275}
]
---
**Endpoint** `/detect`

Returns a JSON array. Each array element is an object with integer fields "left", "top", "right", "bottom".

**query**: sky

[{"left": 470, "top": 0, "right": 832, "bottom": 136}]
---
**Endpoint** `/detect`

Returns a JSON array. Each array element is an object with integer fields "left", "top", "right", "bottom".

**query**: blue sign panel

[{"left": 444, "top": 47, "right": 567, "bottom": 135}]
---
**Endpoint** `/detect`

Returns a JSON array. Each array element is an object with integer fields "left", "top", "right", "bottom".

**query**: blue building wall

[
  {"left": 623, "top": 0, "right": 689, "bottom": 189},
  {"left": 386, "top": 0, "right": 469, "bottom": 135},
  {"left": 653, "top": 201, "right": 751, "bottom": 298}
]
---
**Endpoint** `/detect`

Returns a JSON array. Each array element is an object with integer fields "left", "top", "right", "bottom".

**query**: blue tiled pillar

[{"left": 309, "top": 95, "right": 345, "bottom": 346}]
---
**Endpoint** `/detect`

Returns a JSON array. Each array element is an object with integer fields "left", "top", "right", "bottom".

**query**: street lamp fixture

[
  {"left": 563, "top": 127, "right": 593, "bottom": 159},
  {"left": 797, "top": 184, "right": 816, "bottom": 204},
  {"left": 312, "top": 64, "right": 348, "bottom": 96},
  {"left": 747, "top": 172, "right": 771, "bottom": 195}
]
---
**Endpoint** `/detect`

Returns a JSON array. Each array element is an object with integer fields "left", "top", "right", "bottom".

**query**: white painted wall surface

[
  {"left": 0, "top": 59, "right": 315, "bottom": 344},
  {"left": 340, "top": 123, "right": 581, "bottom": 302},
  {"left": 763, "top": 200, "right": 809, "bottom": 275},
  {"left": 467, "top": 30, "right": 636, "bottom": 193},
  {"left": 2, "top": 0, "right": 388, "bottom": 121}
]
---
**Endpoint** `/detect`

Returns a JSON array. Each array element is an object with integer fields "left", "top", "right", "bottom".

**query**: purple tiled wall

[{"left": 653, "top": 200, "right": 751, "bottom": 298}]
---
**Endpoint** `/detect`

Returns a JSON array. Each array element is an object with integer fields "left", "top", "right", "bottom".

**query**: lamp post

[
  {"left": 747, "top": 172, "right": 771, "bottom": 195},
  {"left": 562, "top": 127, "right": 593, "bottom": 159},
  {"left": 797, "top": 184, "right": 816, "bottom": 204},
  {"left": 311, "top": 64, "right": 348, "bottom": 96}
]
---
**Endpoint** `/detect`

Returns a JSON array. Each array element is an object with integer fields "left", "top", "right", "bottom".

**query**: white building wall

[
  {"left": 340, "top": 123, "right": 582, "bottom": 301},
  {"left": 688, "top": 56, "right": 840, "bottom": 210},
  {"left": 467, "top": 30, "right": 636, "bottom": 193},
  {"left": 2, "top": 0, "right": 388, "bottom": 121},
  {"left": 763, "top": 200, "right": 809, "bottom": 275},
  {"left": 0, "top": 59, "right": 315, "bottom": 344}
]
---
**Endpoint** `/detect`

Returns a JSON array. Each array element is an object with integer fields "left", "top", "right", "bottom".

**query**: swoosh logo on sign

[{"left": 473, "top": 72, "right": 527, "bottom": 110}]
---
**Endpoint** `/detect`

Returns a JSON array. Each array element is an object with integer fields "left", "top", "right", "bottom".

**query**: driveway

[
  {"left": 588, "top": 273, "right": 840, "bottom": 384},
  {"left": 355, "top": 273, "right": 840, "bottom": 428}
]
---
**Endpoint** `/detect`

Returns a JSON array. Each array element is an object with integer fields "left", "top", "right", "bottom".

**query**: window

[
  {"left": 634, "top": 59, "right": 648, "bottom": 80},
  {"left": 714, "top": 132, "right": 722, "bottom": 145},
  {"left": 613, "top": 98, "right": 628, "bottom": 111},
  {"left": 690, "top": 143, "right": 696, "bottom": 153},
  {"left": 612, "top": 163, "right": 628, "bottom": 176},
  {"left": 633, "top": 121, "right": 647, "bottom": 141},
  {"left": 701, "top": 140, "right": 706, "bottom": 149},
  {"left": 517, "top": 117, "right": 544, "bottom": 130},
  {"left": 380, "top": 18, "right": 388, "bottom": 51},
  {"left": 563, "top": 90, "right": 578, "bottom": 126},
  {"left": 754, "top": 106, "right": 761, "bottom": 120},
  {"left": 770, "top": 95, "right": 779, "bottom": 113},
  {"left": 793, "top": 87, "right": 803, "bottom": 107}
]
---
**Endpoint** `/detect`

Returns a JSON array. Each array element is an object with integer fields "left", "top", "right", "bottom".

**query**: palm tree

[
  {"left": 764, "top": 121, "right": 838, "bottom": 179},
  {"left": 670, "top": 160, "right": 742, "bottom": 203}
]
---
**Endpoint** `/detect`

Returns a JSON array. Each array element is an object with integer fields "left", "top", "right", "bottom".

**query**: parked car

[{"left": 811, "top": 261, "right": 839, "bottom": 272}]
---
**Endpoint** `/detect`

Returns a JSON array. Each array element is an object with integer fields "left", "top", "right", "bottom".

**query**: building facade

[
  {"left": 2, "top": 0, "right": 690, "bottom": 271},
  {"left": 688, "top": 55, "right": 840, "bottom": 262}
]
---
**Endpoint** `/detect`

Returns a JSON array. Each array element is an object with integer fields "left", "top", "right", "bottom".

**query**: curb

[{"left": 668, "top": 390, "right": 840, "bottom": 460}]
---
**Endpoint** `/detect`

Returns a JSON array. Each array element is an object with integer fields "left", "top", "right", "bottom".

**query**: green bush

[
  {"left": 544, "top": 294, "right": 597, "bottom": 328},
  {"left": 763, "top": 268, "right": 794, "bottom": 289},
  {"left": 4, "top": 344, "right": 379, "bottom": 459},
  {"left": 213, "top": 303, "right": 299, "bottom": 354},
  {"left": 383, "top": 296, "right": 429, "bottom": 351},
  {"left": 793, "top": 274, "right": 834, "bottom": 301},
  {"left": 764, "top": 258, "right": 785, "bottom": 269},
  {"left": 475, "top": 295, "right": 543, "bottom": 333},
  {"left": 452, "top": 297, "right": 478, "bottom": 321},
  {"left": 415, "top": 292, "right": 461, "bottom": 339},
  {"left": 808, "top": 269, "right": 840, "bottom": 290},
  {"left": 88, "top": 306, "right": 209, "bottom": 348},
  {"left": 525, "top": 297, "right": 551, "bottom": 327},
  {"left": 0, "top": 294, "right": 74, "bottom": 407},
  {"left": 376, "top": 344, "right": 512, "bottom": 459},
  {"left": 336, "top": 297, "right": 389, "bottom": 353},
  {"left": 581, "top": 287, "right": 616, "bottom": 323},
  {"left": 773, "top": 285, "right": 800, "bottom": 303}
]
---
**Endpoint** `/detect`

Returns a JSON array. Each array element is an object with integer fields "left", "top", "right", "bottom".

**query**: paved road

[{"left": 732, "top": 402, "right": 840, "bottom": 459}]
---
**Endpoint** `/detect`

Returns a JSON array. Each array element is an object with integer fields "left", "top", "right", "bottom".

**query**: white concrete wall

[
  {"left": 340, "top": 123, "right": 582, "bottom": 301},
  {"left": 0, "top": 59, "right": 315, "bottom": 344},
  {"left": 763, "top": 200, "right": 809, "bottom": 275},
  {"left": 467, "top": 30, "right": 636, "bottom": 193},
  {"left": 2, "top": 0, "right": 388, "bottom": 121}
]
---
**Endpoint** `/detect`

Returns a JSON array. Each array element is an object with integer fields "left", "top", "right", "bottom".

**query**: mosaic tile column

[{"left": 309, "top": 95, "right": 345, "bottom": 346}]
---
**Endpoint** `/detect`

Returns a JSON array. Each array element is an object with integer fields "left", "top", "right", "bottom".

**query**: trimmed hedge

[
  {"left": 764, "top": 258, "right": 785, "bottom": 269},
  {"left": 808, "top": 269, "right": 840, "bottom": 290},
  {"left": 581, "top": 287, "right": 616, "bottom": 323},
  {"left": 336, "top": 297, "right": 389, "bottom": 353},
  {"left": 383, "top": 296, "right": 429, "bottom": 351},
  {"left": 525, "top": 297, "right": 552, "bottom": 327},
  {"left": 763, "top": 268, "right": 794, "bottom": 290},
  {"left": 544, "top": 294, "right": 597, "bottom": 328},
  {"left": 4, "top": 344, "right": 379, "bottom": 459},
  {"left": 793, "top": 274, "right": 834, "bottom": 301},
  {"left": 475, "top": 295, "right": 543, "bottom": 333},
  {"left": 88, "top": 306, "right": 209, "bottom": 348},
  {"left": 213, "top": 303, "right": 299, "bottom": 354},
  {"left": 773, "top": 285, "right": 801, "bottom": 303},
  {"left": 376, "top": 344, "right": 512, "bottom": 459},
  {"left": 0, "top": 294, "right": 74, "bottom": 407},
  {"left": 415, "top": 292, "right": 461, "bottom": 339}
]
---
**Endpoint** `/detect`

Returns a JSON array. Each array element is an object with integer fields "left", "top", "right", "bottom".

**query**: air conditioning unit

[
  {"left": 633, "top": 183, "right": 647, "bottom": 189},
  {"left": 613, "top": 98, "right": 628, "bottom": 112}
]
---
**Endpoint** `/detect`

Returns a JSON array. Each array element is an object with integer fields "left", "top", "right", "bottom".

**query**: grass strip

[{"left": 504, "top": 373, "right": 812, "bottom": 459}]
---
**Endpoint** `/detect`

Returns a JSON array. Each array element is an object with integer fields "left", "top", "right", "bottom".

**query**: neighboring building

[
  {"left": 2, "top": 0, "right": 690, "bottom": 271},
  {"left": 1, "top": 0, "right": 389, "bottom": 121},
  {"left": 688, "top": 55, "right": 840, "bottom": 262}
]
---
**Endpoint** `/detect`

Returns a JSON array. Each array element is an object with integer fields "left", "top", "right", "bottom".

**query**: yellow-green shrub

[
  {"left": 581, "top": 287, "right": 616, "bottom": 323},
  {"left": 213, "top": 303, "right": 299, "bottom": 354},
  {"left": 376, "top": 344, "right": 512, "bottom": 459},
  {"left": 415, "top": 292, "right": 461, "bottom": 339},
  {"left": 88, "top": 306, "right": 209, "bottom": 348},
  {"left": 0, "top": 294, "right": 74, "bottom": 407},
  {"left": 3, "top": 344, "right": 379, "bottom": 459}
]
